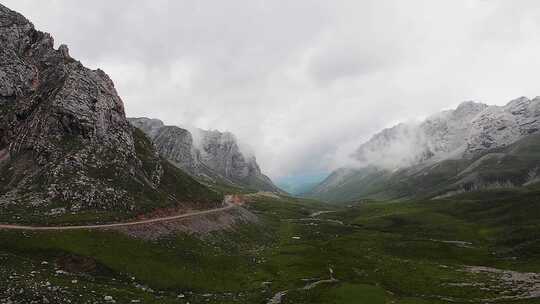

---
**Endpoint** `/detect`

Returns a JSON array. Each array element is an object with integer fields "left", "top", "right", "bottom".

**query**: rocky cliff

[
  {"left": 129, "top": 118, "right": 283, "bottom": 193},
  {"left": 0, "top": 4, "right": 220, "bottom": 223}
]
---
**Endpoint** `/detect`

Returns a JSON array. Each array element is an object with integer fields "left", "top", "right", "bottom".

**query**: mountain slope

[
  {"left": 306, "top": 97, "right": 540, "bottom": 202},
  {"left": 129, "top": 117, "right": 283, "bottom": 193},
  {"left": 352, "top": 98, "right": 540, "bottom": 168},
  {"left": 0, "top": 4, "right": 220, "bottom": 224}
]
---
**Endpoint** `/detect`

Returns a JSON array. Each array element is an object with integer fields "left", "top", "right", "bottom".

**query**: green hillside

[
  {"left": 0, "top": 128, "right": 222, "bottom": 225},
  {"left": 2, "top": 190, "right": 540, "bottom": 303},
  {"left": 305, "top": 134, "right": 540, "bottom": 203}
]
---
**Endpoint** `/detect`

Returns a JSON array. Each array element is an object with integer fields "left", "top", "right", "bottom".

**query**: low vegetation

[{"left": 1, "top": 187, "right": 540, "bottom": 303}]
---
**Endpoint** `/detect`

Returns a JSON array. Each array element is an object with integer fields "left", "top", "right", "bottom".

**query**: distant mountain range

[
  {"left": 305, "top": 97, "right": 540, "bottom": 202},
  {"left": 129, "top": 118, "right": 283, "bottom": 194}
]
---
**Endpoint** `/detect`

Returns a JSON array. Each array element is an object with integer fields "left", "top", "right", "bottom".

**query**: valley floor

[{"left": 1, "top": 189, "right": 540, "bottom": 303}]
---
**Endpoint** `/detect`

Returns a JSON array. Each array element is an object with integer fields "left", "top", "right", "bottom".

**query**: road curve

[{"left": 0, "top": 201, "right": 236, "bottom": 231}]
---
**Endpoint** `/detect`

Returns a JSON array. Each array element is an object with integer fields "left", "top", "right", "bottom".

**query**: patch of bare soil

[
  {"left": 465, "top": 266, "right": 540, "bottom": 301},
  {"left": 56, "top": 255, "right": 98, "bottom": 274},
  {"left": 226, "top": 194, "right": 247, "bottom": 206},
  {"left": 133, "top": 204, "right": 197, "bottom": 221},
  {"left": 0, "top": 148, "right": 8, "bottom": 163}
]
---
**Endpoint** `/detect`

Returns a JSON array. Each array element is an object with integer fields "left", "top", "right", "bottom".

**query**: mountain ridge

[
  {"left": 129, "top": 117, "right": 284, "bottom": 194},
  {"left": 353, "top": 97, "right": 540, "bottom": 169},
  {"left": 306, "top": 97, "right": 540, "bottom": 202}
]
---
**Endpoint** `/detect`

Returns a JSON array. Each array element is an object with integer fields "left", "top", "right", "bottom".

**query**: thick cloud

[{"left": 5, "top": 0, "right": 540, "bottom": 179}]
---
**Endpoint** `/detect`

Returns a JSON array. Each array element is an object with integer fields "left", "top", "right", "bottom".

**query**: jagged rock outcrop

[
  {"left": 129, "top": 118, "right": 283, "bottom": 193},
  {"left": 130, "top": 118, "right": 199, "bottom": 174},
  {"left": 354, "top": 97, "right": 540, "bottom": 169},
  {"left": 0, "top": 4, "right": 219, "bottom": 221},
  {"left": 423, "top": 101, "right": 489, "bottom": 156},
  {"left": 466, "top": 97, "right": 540, "bottom": 154},
  {"left": 196, "top": 129, "right": 262, "bottom": 184},
  {"left": 154, "top": 126, "right": 199, "bottom": 173}
]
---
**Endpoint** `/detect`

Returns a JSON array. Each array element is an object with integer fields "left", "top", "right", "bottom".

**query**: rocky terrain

[
  {"left": 307, "top": 97, "right": 540, "bottom": 202},
  {"left": 0, "top": 4, "right": 220, "bottom": 223},
  {"left": 353, "top": 98, "right": 540, "bottom": 169},
  {"left": 129, "top": 117, "right": 283, "bottom": 193}
]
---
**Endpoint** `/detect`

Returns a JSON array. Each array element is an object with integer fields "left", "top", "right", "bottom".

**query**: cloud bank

[{"left": 5, "top": 0, "right": 540, "bottom": 179}]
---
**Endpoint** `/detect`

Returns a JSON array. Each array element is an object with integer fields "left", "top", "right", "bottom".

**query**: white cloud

[{"left": 5, "top": 0, "right": 540, "bottom": 179}]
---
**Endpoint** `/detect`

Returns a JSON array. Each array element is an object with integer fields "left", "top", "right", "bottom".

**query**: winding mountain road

[{"left": 0, "top": 199, "right": 236, "bottom": 231}]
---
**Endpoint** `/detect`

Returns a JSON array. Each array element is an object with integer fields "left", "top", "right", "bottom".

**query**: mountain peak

[
  {"left": 129, "top": 117, "right": 165, "bottom": 137},
  {"left": 504, "top": 96, "right": 531, "bottom": 113},
  {"left": 352, "top": 96, "right": 540, "bottom": 170},
  {"left": 130, "top": 117, "right": 283, "bottom": 193},
  {"left": 454, "top": 100, "right": 488, "bottom": 114}
]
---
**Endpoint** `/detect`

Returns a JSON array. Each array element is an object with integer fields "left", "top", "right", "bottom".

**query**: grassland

[{"left": 1, "top": 190, "right": 540, "bottom": 303}]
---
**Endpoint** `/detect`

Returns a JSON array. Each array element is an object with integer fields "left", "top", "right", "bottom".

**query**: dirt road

[{"left": 0, "top": 198, "right": 236, "bottom": 231}]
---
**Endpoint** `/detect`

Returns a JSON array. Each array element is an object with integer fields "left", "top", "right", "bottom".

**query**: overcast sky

[{"left": 5, "top": 0, "right": 540, "bottom": 180}]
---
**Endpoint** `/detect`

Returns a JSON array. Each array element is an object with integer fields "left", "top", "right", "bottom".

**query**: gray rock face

[
  {"left": 197, "top": 129, "right": 251, "bottom": 181},
  {"left": 129, "top": 117, "right": 165, "bottom": 138},
  {"left": 130, "top": 118, "right": 199, "bottom": 175},
  {"left": 466, "top": 97, "right": 540, "bottom": 154},
  {"left": 154, "top": 126, "right": 199, "bottom": 173},
  {"left": 423, "top": 101, "right": 489, "bottom": 156},
  {"left": 129, "top": 118, "right": 282, "bottom": 193},
  {"left": 354, "top": 97, "right": 540, "bottom": 169},
  {"left": 0, "top": 4, "right": 163, "bottom": 214}
]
